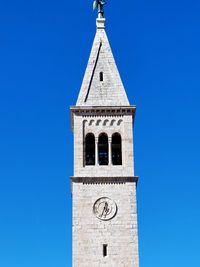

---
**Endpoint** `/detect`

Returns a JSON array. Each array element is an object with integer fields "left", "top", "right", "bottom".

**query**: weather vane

[{"left": 93, "top": 0, "right": 107, "bottom": 18}]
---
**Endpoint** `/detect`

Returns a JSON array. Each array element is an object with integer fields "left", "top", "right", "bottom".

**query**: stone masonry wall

[
  {"left": 73, "top": 113, "right": 134, "bottom": 177},
  {"left": 72, "top": 182, "right": 139, "bottom": 267}
]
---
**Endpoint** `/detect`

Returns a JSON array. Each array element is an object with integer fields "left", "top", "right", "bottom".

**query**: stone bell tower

[{"left": 70, "top": 8, "right": 139, "bottom": 267}]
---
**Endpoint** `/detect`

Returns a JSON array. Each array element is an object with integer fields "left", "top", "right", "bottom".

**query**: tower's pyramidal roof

[{"left": 76, "top": 18, "right": 130, "bottom": 107}]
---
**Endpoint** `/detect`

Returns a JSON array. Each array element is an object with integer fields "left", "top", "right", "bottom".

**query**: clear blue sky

[{"left": 0, "top": 0, "right": 200, "bottom": 266}]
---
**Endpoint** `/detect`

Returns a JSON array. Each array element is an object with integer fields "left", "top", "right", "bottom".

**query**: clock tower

[{"left": 70, "top": 12, "right": 139, "bottom": 267}]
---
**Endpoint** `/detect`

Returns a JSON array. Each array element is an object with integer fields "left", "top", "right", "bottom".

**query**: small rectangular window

[
  {"left": 100, "top": 72, "right": 103, "bottom": 81},
  {"left": 103, "top": 244, "right": 107, "bottom": 257}
]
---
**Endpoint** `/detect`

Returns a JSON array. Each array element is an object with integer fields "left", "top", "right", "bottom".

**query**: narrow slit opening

[
  {"left": 100, "top": 72, "right": 103, "bottom": 82},
  {"left": 103, "top": 244, "right": 107, "bottom": 257}
]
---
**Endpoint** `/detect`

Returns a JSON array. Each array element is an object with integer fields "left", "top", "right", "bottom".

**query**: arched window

[
  {"left": 85, "top": 133, "right": 95, "bottom": 165},
  {"left": 112, "top": 133, "right": 122, "bottom": 165},
  {"left": 98, "top": 133, "right": 108, "bottom": 165}
]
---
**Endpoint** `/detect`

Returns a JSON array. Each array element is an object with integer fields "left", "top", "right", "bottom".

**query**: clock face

[{"left": 93, "top": 197, "right": 117, "bottom": 221}]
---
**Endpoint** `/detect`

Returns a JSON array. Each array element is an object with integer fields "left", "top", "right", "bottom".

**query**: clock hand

[
  {"left": 101, "top": 202, "right": 109, "bottom": 218},
  {"left": 105, "top": 207, "right": 109, "bottom": 216},
  {"left": 100, "top": 205, "right": 106, "bottom": 218}
]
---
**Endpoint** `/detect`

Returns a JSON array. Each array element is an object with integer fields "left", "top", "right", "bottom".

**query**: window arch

[
  {"left": 112, "top": 133, "right": 122, "bottom": 165},
  {"left": 98, "top": 133, "right": 108, "bottom": 165},
  {"left": 85, "top": 133, "right": 95, "bottom": 165}
]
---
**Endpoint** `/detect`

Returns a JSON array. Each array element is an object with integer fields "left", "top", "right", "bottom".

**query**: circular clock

[{"left": 93, "top": 197, "right": 117, "bottom": 221}]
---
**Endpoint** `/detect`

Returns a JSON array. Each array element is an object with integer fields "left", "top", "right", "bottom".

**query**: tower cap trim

[
  {"left": 96, "top": 18, "right": 106, "bottom": 29},
  {"left": 70, "top": 106, "right": 136, "bottom": 114}
]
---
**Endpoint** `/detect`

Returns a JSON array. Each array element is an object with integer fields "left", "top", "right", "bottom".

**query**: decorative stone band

[
  {"left": 71, "top": 176, "right": 138, "bottom": 185},
  {"left": 70, "top": 106, "right": 136, "bottom": 131}
]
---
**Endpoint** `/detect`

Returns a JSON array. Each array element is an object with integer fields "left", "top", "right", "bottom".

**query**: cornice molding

[{"left": 71, "top": 176, "right": 138, "bottom": 185}]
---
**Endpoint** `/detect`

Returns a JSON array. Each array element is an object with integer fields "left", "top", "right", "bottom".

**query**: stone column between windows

[
  {"left": 108, "top": 137, "right": 112, "bottom": 165},
  {"left": 95, "top": 137, "right": 98, "bottom": 166}
]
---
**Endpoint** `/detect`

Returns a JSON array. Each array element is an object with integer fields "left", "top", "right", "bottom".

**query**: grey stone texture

[
  {"left": 72, "top": 113, "right": 135, "bottom": 177},
  {"left": 76, "top": 18, "right": 129, "bottom": 107},
  {"left": 72, "top": 182, "right": 139, "bottom": 267},
  {"left": 71, "top": 18, "right": 139, "bottom": 267}
]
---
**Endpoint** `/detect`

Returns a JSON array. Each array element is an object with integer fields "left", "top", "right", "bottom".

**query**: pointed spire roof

[{"left": 76, "top": 18, "right": 130, "bottom": 107}]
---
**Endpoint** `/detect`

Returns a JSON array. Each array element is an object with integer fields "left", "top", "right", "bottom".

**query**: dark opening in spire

[{"left": 100, "top": 72, "right": 103, "bottom": 81}]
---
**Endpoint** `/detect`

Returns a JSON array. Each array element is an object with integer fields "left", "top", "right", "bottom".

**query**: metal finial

[{"left": 93, "top": 0, "right": 107, "bottom": 18}]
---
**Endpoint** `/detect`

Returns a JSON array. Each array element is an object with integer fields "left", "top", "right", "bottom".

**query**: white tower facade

[{"left": 70, "top": 17, "right": 139, "bottom": 267}]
